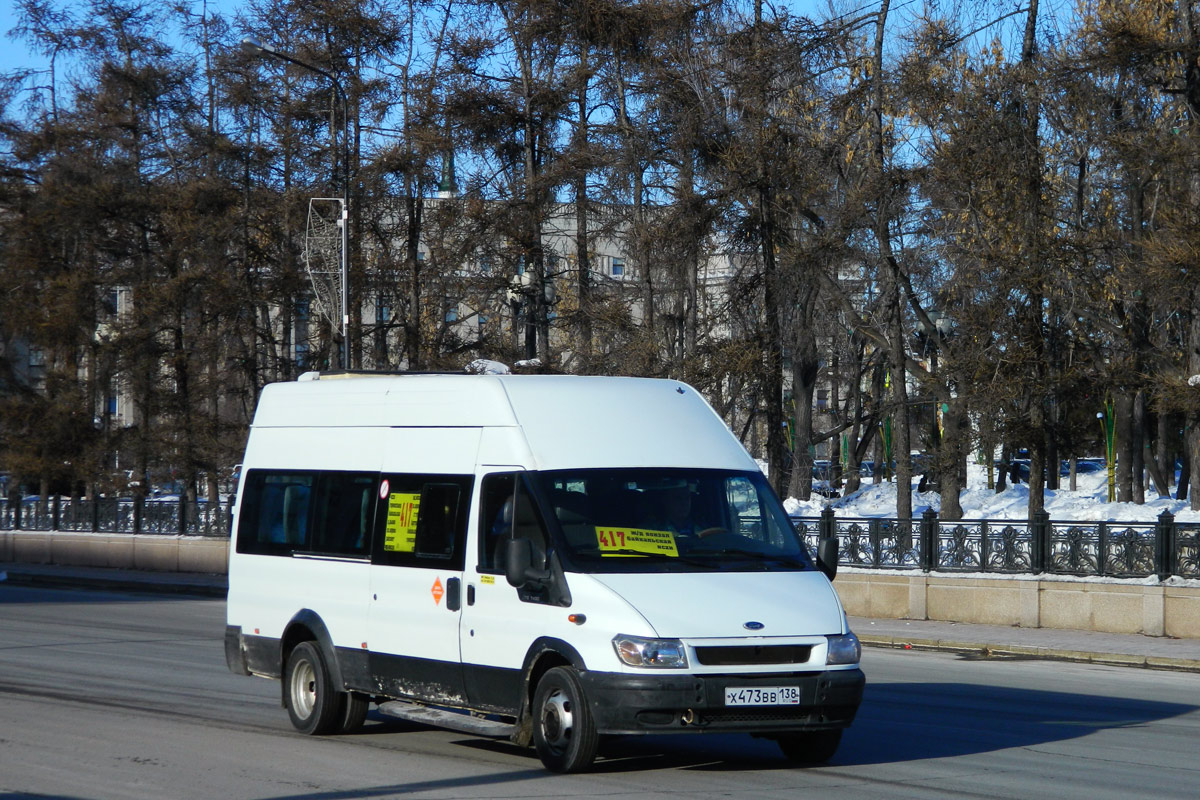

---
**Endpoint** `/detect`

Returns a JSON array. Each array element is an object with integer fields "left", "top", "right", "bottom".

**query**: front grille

[
  {"left": 694, "top": 644, "right": 813, "bottom": 666},
  {"left": 700, "top": 708, "right": 814, "bottom": 723}
]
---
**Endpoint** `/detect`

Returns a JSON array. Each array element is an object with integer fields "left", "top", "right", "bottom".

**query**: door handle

[
  {"left": 446, "top": 577, "right": 462, "bottom": 612},
  {"left": 467, "top": 584, "right": 475, "bottom": 606}
]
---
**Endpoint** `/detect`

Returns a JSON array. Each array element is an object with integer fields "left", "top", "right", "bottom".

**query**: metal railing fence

[
  {"left": 793, "top": 507, "right": 1200, "bottom": 581},
  {"left": 0, "top": 496, "right": 231, "bottom": 538}
]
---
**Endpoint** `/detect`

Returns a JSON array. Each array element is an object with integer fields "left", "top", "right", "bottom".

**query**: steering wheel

[{"left": 695, "top": 526, "right": 728, "bottom": 539}]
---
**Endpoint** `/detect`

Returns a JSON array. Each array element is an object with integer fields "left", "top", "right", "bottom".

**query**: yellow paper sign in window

[
  {"left": 384, "top": 492, "right": 422, "bottom": 552},
  {"left": 596, "top": 527, "right": 679, "bottom": 557}
]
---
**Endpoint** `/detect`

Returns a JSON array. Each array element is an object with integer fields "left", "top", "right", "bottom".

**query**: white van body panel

[
  {"left": 588, "top": 572, "right": 846, "bottom": 642},
  {"left": 477, "top": 428, "right": 535, "bottom": 468},
  {"left": 254, "top": 374, "right": 519, "bottom": 428},
  {"left": 460, "top": 572, "right": 658, "bottom": 675},
  {"left": 250, "top": 374, "right": 753, "bottom": 471},
  {"left": 369, "top": 427, "right": 481, "bottom": 675},
  {"left": 378, "top": 427, "right": 481, "bottom": 476},
  {"left": 228, "top": 425, "right": 380, "bottom": 652},
  {"left": 231, "top": 556, "right": 369, "bottom": 648},
  {"left": 498, "top": 377, "right": 756, "bottom": 471}
]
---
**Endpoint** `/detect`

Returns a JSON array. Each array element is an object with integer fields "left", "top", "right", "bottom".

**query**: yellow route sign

[
  {"left": 384, "top": 492, "right": 421, "bottom": 552},
  {"left": 596, "top": 527, "right": 679, "bottom": 557}
]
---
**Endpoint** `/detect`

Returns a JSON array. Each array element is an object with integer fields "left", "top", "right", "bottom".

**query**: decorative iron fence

[
  {"left": 0, "top": 496, "right": 232, "bottom": 538},
  {"left": 793, "top": 508, "right": 1200, "bottom": 581}
]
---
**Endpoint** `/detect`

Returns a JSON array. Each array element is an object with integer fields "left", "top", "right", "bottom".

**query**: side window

[
  {"left": 373, "top": 474, "right": 473, "bottom": 569},
  {"left": 236, "top": 470, "right": 376, "bottom": 558},
  {"left": 310, "top": 472, "right": 376, "bottom": 557},
  {"left": 477, "top": 473, "right": 549, "bottom": 576},
  {"left": 512, "top": 479, "right": 549, "bottom": 568},
  {"left": 235, "top": 471, "right": 315, "bottom": 555},
  {"left": 478, "top": 473, "right": 517, "bottom": 572}
]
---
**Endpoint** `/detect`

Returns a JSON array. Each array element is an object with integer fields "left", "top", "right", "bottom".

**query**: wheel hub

[
  {"left": 291, "top": 659, "right": 316, "bottom": 718},
  {"left": 541, "top": 689, "right": 573, "bottom": 749}
]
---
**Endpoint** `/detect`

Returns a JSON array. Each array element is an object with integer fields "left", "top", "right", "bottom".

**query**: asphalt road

[{"left": 1, "top": 584, "right": 1199, "bottom": 800}]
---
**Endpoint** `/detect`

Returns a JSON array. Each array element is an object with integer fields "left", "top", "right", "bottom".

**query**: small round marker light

[{"left": 568, "top": 614, "right": 587, "bottom": 625}]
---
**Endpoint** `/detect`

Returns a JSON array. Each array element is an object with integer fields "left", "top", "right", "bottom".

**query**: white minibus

[{"left": 225, "top": 372, "right": 863, "bottom": 772}]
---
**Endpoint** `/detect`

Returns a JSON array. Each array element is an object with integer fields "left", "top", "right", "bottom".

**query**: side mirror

[
  {"left": 817, "top": 536, "right": 839, "bottom": 581},
  {"left": 505, "top": 538, "right": 551, "bottom": 588},
  {"left": 505, "top": 538, "right": 532, "bottom": 587}
]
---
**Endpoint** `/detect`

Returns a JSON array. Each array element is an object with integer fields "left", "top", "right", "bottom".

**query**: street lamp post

[{"left": 241, "top": 37, "right": 350, "bottom": 371}]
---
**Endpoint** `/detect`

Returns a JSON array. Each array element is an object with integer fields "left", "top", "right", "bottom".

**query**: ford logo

[{"left": 743, "top": 621, "right": 764, "bottom": 630}]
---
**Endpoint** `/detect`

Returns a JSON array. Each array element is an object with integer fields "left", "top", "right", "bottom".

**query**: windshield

[{"left": 533, "top": 468, "right": 812, "bottom": 573}]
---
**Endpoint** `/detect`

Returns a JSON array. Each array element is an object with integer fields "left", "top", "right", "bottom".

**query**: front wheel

[
  {"left": 284, "top": 641, "right": 341, "bottom": 735},
  {"left": 532, "top": 667, "right": 599, "bottom": 773},
  {"left": 776, "top": 729, "right": 843, "bottom": 765}
]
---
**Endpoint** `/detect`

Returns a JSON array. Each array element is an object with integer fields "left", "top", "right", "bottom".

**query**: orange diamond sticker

[{"left": 431, "top": 577, "right": 444, "bottom": 605}]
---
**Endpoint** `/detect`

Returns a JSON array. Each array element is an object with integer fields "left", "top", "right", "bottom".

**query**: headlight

[
  {"left": 612, "top": 634, "right": 689, "bottom": 668},
  {"left": 826, "top": 632, "right": 861, "bottom": 665}
]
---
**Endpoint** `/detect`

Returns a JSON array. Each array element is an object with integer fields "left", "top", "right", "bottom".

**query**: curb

[
  {"left": 1, "top": 569, "right": 226, "bottom": 598},
  {"left": 859, "top": 634, "right": 1200, "bottom": 673}
]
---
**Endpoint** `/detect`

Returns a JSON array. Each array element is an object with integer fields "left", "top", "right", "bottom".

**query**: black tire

[
  {"left": 776, "top": 729, "right": 843, "bottom": 764},
  {"left": 338, "top": 691, "right": 370, "bottom": 734},
  {"left": 531, "top": 666, "right": 599, "bottom": 773},
  {"left": 284, "top": 641, "right": 342, "bottom": 735}
]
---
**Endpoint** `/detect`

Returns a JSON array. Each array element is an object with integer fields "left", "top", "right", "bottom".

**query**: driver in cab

[{"left": 641, "top": 479, "right": 723, "bottom": 539}]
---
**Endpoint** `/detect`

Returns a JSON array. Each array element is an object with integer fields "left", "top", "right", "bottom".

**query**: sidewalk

[
  {"left": 3, "top": 562, "right": 1197, "bottom": 672},
  {"left": 850, "top": 615, "right": 1200, "bottom": 672}
]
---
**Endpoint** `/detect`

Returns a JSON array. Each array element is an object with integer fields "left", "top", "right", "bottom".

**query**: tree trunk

[
  {"left": 786, "top": 323, "right": 819, "bottom": 501},
  {"left": 1116, "top": 390, "right": 1134, "bottom": 502},
  {"left": 404, "top": 195, "right": 422, "bottom": 368},
  {"left": 938, "top": 399, "right": 966, "bottom": 520},
  {"left": 1189, "top": 287, "right": 1200, "bottom": 508},
  {"left": 870, "top": 0, "right": 911, "bottom": 520},
  {"left": 1132, "top": 388, "right": 1147, "bottom": 504}
]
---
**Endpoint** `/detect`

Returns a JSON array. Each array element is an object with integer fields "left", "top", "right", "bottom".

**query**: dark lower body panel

[
  {"left": 580, "top": 668, "right": 865, "bottom": 736},
  {"left": 226, "top": 625, "right": 863, "bottom": 738}
]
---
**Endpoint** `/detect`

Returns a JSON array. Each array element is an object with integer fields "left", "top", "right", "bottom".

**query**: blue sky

[
  {"left": 1, "top": 0, "right": 241, "bottom": 75},
  {"left": 1, "top": 0, "right": 843, "bottom": 77}
]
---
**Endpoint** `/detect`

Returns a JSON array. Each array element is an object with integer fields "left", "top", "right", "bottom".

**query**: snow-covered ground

[{"left": 784, "top": 464, "right": 1200, "bottom": 523}]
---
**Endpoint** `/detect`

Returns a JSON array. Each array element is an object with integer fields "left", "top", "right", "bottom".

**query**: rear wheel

[
  {"left": 532, "top": 667, "right": 599, "bottom": 773},
  {"left": 338, "top": 691, "right": 370, "bottom": 733},
  {"left": 776, "top": 729, "right": 843, "bottom": 764},
  {"left": 284, "top": 641, "right": 341, "bottom": 735}
]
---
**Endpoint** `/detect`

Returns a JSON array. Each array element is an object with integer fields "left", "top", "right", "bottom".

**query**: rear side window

[
  {"left": 235, "top": 470, "right": 375, "bottom": 558},
  {"left": 310, "top": 472, "right": 376, "bottom": 556},
  {"left": 372, "top": 474, "right": 473, "bottom": 569}
]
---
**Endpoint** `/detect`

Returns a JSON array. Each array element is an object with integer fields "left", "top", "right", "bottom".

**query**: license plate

[{"left": 724, "top": 686, "right": 801, "bottom": 706}]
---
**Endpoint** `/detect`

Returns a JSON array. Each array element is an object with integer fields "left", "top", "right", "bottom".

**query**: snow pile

[
  {"left": 465, "top": 359, "right": 511, "bottom": 375},
  {"left": 785, "top": 464, "right": 1200, "bottom": 523}
]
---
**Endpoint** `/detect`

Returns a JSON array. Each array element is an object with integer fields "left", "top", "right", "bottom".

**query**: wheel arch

[
  {"left": 279, "top": 609, "right": 346, "bottom": 704},
  {"left": 512, "top": 637, "right": 586, "bottom": 745}
]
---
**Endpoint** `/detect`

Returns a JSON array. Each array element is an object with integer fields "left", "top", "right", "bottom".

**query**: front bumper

[{"left": 578, "top": 667, "right": 864, "bottom": 736}]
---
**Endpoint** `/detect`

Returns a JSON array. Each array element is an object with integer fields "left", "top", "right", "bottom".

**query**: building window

[
  {"left": 445, "top": 308, "right": 458, "bottom": 323},
  {"left": 296, "top": 343, "right": 310, "bottom": 369},
  {"left": 107, "top": 395, "right": 118, "bottom": 416},
  {"left": 101, "top": 289, "right": 120, "bottom": 316},
  {"left": 817, "top": 389, "right": 828, "bottom": 411},
  {"left": 611, "top": 258, "right": 625, "bottom": 277}
]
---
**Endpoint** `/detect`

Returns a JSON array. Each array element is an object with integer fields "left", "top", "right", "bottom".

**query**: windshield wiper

[
  {"left": 587, "top": 548, "right": 720, "bottom": 569},
  {"left": 690, "top": 546, "right": 810, "bottom": 569}
]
